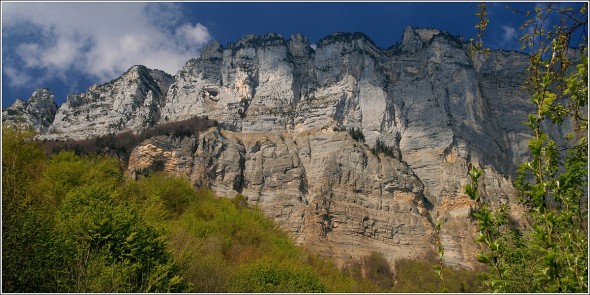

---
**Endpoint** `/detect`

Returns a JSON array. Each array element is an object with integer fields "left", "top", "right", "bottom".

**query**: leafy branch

[
  {"left": 470, "top": 3, "right": 490, "bottom": 57},
  {"left": 468, "top": 3, "right": 588, "bottom": 292}
]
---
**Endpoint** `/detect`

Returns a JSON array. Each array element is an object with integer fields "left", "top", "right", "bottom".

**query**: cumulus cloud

[
  {"left": 2, "top": 2, "right": 212, "bottom": 87},
  {"left": 176, "top": 23, "right": 211, "bottom": 46}
]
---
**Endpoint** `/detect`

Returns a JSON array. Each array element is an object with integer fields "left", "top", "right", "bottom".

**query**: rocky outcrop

[
  {"left": 4, "top": 26, "right": 559, "bottom": 269},
  {"left": 160, "top": 33, "right": 301, "bottom": 132},
  {"left": 127, "top": 127, "right": 435, "bottom": 267},
  {"left": 43, "top": 65, "right": 173, "bottom": 140},
  {"left": 2, "top": 88, "right": 57, "bottom": 133}
]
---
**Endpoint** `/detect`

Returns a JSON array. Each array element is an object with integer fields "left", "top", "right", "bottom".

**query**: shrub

[
  {"left": 132, "top": 172, "right": 198, "bottom": 218},
  {"left": 348, "top": 127, "right": 365, "bottom": 143},
  {"left": 391, "top": 258, "right": 482, "bottom": 292},
  {"left": 229, "top": 259, "right": 327, "bottom": 293},
  {"left": 371, "top": 138, "right": 398, "bottom": 159},
  {"left": 38, "top": 115, "right": 217, "bottom": 165},
  {"left": 365, "top": 252, "right": 394, "bottom": 289}
]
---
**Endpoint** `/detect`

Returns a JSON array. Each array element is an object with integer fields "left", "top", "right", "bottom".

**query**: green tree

[
  {"left": 56, "top": 184, "right": 188, "bottom": 292},
  {"left": 2, "top": 132, "right": 188, "bottom": 292},
  {"left": 1, "top": 127, "right": 69, "bottom": 292},
  {"left": 121, "top": 172, "right": 199, "bottom": 225},
  {"left": 468, "top": 3, "right": 588, "bottom": 292},
  {"left": 1, "top": 127, "right": 46, "bottom": 212}
]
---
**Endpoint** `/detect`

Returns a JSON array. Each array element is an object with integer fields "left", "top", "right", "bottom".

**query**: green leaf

[
  {"left": 540, "top": 92, "right": 557, "bottom": 116},
  {"left": 491, "top": 241, "right": 501, "bottom": 251},
  {"left": 471, "top": 211, "right": 483, "bottom": 220},
  {"left": 476, "top": 253, "right": 491, "bottom": 264},
  {"left": 475, "top": 233, "right": 486, "bottom": 243},
  {"left": 544, "top": 251, "right": 556, "bottom": 266},
  {"left": 465, "top": 184, "right": 477, "bottom": 200},
  {"left": 469, "top": 167, "right": 483, "bottom": 181},
  {"left": 529, "top": 138, "right": 544, "bottom": 156}
]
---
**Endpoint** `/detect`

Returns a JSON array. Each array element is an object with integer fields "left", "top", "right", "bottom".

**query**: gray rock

[
  {"left": 128, "top": 128, "right": 434, "bottom": 267},
  {"left": 40, "top": 65, "right": 173, "bottom": 140},
  {"left": 2, "top": 88, "right": 57, "bottom": 133}
]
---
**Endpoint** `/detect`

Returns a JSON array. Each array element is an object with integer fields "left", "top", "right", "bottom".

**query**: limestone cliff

[
  {"left": 127, "top": 128, "right": 436, "bottom": 268},
  {"left": 3, "top": 27, "right": 555, "bottom": 269}
]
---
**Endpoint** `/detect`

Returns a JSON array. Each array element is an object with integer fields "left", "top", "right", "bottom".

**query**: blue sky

[{"left": 1, "top": 1, "right": 585, "bottom": 107}]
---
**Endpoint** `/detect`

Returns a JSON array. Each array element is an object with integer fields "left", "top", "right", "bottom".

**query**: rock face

[
  {"left": 150, "top": 28, "right": 536, "bottom": 268},
  {"left": 45, "top": 65, "right": 173, "bottom": 140},
  {"left": 127, "top": 128, "right": 436, "bottom": 267},
  {"left": 2, "top": 88, "right": 57, "bottom": 133},
  {"left": 3, "top": 26, "right": 556, "bottom": 269}
]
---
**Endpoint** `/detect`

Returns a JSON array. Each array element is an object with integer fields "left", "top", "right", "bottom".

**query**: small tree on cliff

[{"left": 467, "top": 3, "right": 588, "bottom": 292}]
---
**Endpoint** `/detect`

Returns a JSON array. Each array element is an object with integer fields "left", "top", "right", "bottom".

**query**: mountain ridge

[{"left": 2, "top": 26, "right": 553, "bottom": 269}]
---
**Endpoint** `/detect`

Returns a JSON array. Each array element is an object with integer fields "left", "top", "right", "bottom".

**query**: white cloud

[
  {"left": 16, "top": 43, "right": 43, "bottom": 67},
  {"left": 4, "top": 66, "right": 33, "bottom": 87},
  {"left": 176, "top": 23, "right": 211, "bottom": 47},
  {"left": 2, "top": 2, "right": 212, "bottom": 86},
  {"left": 501, "top": 25, "right": 516, "bottom": 44}
]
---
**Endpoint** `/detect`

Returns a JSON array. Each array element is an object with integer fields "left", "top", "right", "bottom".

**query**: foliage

[
  {"left": 391, "top": 258, "right": 482, "bottom": 293},
  {"left": 229, "top": 258, "right": 327, "bottom": 293},
  {"left": 466, "top": 166, "right": 518, "bottom": 291},
  {"left": 1, "top": 126, "right": 66, "bottom": 292},
  {"left": 2, "top": 131, "right": 188, "bottom": 292},
  {"left": 4, "top": 128, "right": 484, "bottom": 293},
  {"left": 348, "top": 127, "right": 366, "bottom": 143},
  {"left": 433, "top": 220, "right": 448, "bottom": 292},
  {"left": 318, "top": 32, "right": 378, "bottom": 49},
  {"left": 334, "top": 126, "right": 366, "bottom": 143},
  {"left": 2, "top": 126, "right": 46, "bottom": 213},
  {"left": 304, "top": 250, "right": 379, "bottom": 293},
  {"left": 228, "top": 33, "right": 286, "bottom": 53},
  {"left": 370, "top": 138, "right": 398, "bottom": 159},
  {"left": 470, "top": 2, "right": 490, "bottom": 56},
  {"left": 56, "top": 185, "right": 186, "bottom": 292},
  {"left": 468, "top": 3, "right": 588, "bottom": 292},
  {"left": 122, "top": 172, "right": 380, "bottom": 293},
  {"left": 364, "top": 252, "right": 394, "bottom": 290},
  {"left": 123, "top": 172, "right": 198, "bottom": 221},
  {"left": 36, "top": 151, "right": 122, "bottom": 212},
  {"left": 40, "top": 115, "right": 217, "bottom": 165}
]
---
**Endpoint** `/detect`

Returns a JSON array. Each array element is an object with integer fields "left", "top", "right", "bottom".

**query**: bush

[
  {"left": 231, "top": 193, "right": 249, "bottom": 209},
  {"left": 229, "top": 259, "right": 327, "bottom": 293},
  {"left": 365, "top": 252, "right": 394, "bottom": 289},
  {"left": 371, "top": 138, "right": 398, "bottom": 159},
  {"left": 391, "top": 258, "right": 482, "bottom": 292},
  {"left": 132, "top": 172, "right": 198, "bottom": 218},
  {"left": 2, "top": 130, "right": 188, "bottom": 293},
  {"left": 348, "top": 127, "right": 365, "bottom": 143},
  {"left": 55, "top": 184, "right": 188, "bottom": 292},
  {"left": 39, "top": 115, "right": 217, "bottom": 165}
]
